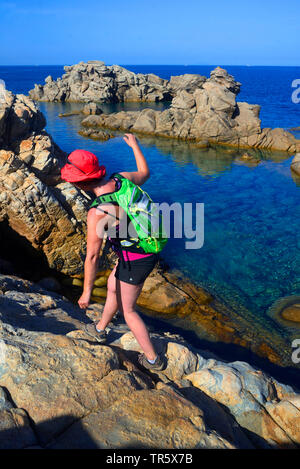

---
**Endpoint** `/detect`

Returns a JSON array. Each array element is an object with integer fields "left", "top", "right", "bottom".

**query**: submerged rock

[
  {"left": 281, "top": 305, "right": 300, "bottom": 323},
  {"left": 77, "top": 128, "right": 114, "bottom": 141},
  {"left": 266, "top": 295, "right": 300, "bottom": 335},
  {"left": 59, "top": 102, "right": 103, "bottom": 118}
]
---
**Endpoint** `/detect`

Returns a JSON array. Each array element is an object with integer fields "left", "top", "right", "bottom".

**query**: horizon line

[{"left": 0, "top": 63, "right": 299, "bottom": 67}]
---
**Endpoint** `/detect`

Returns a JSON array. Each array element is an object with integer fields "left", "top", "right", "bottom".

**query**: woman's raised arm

[{"left": 121, "top": 133, "right": 150, "bottom": 186}]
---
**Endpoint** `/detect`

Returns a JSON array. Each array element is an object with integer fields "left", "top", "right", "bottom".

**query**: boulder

[
  {"left": 0, "top": 91, "right": 46, "bottom": 147},
  {"left": 82, "top": 102, "right": 103, "bottom": 115},
  {"left": 185, "top": 361, "right": 299, "bottom": 448},
  {"left": 291, "top": 153, "right": 300, "bottom": 176},
  {"left": 29, "top": 61, "right": 172, "bottom": 103},
  {"left": 169, "top": 73, "right": 206, "bottom": 94},
  {"left": 80, "top": 67, "right": 300, "bottom": 153}
]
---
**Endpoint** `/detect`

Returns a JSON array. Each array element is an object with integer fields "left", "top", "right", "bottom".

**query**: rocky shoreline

[
  {"left": 0, "top": 84, "right": 300, "bottom": 447},
  {"left": 0, "top": 87, "right": 296, "bottom": 368},
  {"left": 29, "top": 61, "right": 300, "bottom": 153},
  {"left": 0, "top": 272, "right": 299, "bottom": 449}
]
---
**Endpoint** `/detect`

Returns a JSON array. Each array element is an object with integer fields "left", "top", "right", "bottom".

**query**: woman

[{"left": 61, "top": 133, "right": 166, "bottom": 371}]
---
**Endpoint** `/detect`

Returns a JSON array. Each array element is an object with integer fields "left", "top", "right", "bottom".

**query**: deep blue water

[
  {"left": 1, "top": 65, "right": 300, "bottom": 346},
  {"left": 1, "top": 64, "right": 300, "bottom": 129}
]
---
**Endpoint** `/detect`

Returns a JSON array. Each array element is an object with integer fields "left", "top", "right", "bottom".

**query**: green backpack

[{"left": 90, "top": 173, "right": 168, "bottom": 253}]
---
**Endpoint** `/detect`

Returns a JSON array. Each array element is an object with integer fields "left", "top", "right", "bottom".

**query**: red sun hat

[{"left": 61, "top": 149, "right": 106, "bottom": 183}]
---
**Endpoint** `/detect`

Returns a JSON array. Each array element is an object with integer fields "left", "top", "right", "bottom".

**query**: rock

[
  {"left": 235, "top": 152, "right": 261, "bottom": 166},
  {"left": 59, "top": 102, "right": 103, "bottom": 118},
  {"left": 0, "top": 258, "right": 15, "bottom": 275},
  {"left": 29, "top": 61, "right": 172, "bottom": 104},
  {"left": 0, "top": 91, "right": 46, "bottom": 148},
  {"left": 281, "top": 304, "right": 300, "bottom": 323},
  {"left": 291, "top": 153, "right": 300, "bottom": 176},
  {"left": 82, "top": 102, "right": 103, "bottom": 115},
  {"left": 266, "top": 295, "right": 300, "bottom": 336},
  {"left": 119, "top": 332, "right": 198, "bottom": 381},
  {"left": 92, "top": 286, "right": 107, "bottom": 298},
  {"left": 169, "top": 74, "right": 206, "bottom": 94},
  {"left": 0, "top": 271, "right": 299, "bottom": 449},
  {"left": 0, "top": 273, "right": 85, "bottom": 333},
  {"left": 80, "top": 67, "right": 300, "bottom": 153},
  {"left": 0, "top": 90, "right": 90, "bottom": 275},
  {"left": 171, "top": 90, "right": 196, "bottom": 111},
  {"left": 93, "top": 276, "right": 107, "bottom": 287},
  {"left": 264, "top": 396, "right": 300, "bottom": 445},
  {"left": 58, "top": 110, "right": 82, "bottom": 117},
  {"left": 178, "top": 383, "right": 254, "bottom": 449},
  {"left": 185, "top": 361, "right": 299, "bottom": 448},
  {"left": 0, "top": 404, "right": 38, "bottom": 449},
  {"left": 242, "top": 127, "right": 300, "bottom": 152},
  {"left": 37, "top": 276, "right": 61, "bottom": 292},
  {"left": 0, "top": 322, "right": 119, "bottom": 445},
  {"left": 49, "top": 387, "right": 235, "bottom": 449},
  {"left": 78, "top": 128, "right": 114, "bottom": 141}
]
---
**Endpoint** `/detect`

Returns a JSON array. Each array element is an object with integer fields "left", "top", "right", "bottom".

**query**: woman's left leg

[
  {"left": 96, "top": 264, "right": 118, "bottom": 330},
  {"left": 116, "top": 279, "right": 157, "bottom": 361}
]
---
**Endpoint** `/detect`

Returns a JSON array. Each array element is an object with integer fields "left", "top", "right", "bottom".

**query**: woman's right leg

[
  {"left": 116, "top": 279, "right": 157, "bottom": 361},
  {"left": 96, "top": 264, "right": 118, "bottom": 330}
]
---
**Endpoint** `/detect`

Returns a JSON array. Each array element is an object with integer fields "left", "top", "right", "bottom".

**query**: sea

[{"left": 0, "top": 64, "right": 300, "bottom": 378}]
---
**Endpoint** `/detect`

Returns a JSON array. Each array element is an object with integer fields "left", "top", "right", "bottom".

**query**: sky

[{"left": 0, "top": 0, "right": 299, "bottom": 66}]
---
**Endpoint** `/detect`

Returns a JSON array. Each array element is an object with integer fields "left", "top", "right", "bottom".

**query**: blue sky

[{"left": 0, "top": 0, "right": 299, "bottom": 65}]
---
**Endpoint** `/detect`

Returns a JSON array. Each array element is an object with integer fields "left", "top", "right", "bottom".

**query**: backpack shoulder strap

[
  {"left": 109, "top": 172, "right": 126, "bottom": 182},
  {"left": 90, "top": 192, "right": 118, "bottom": 209},
  {"left": 89, "top": 172, "right": 127, "bottom": 210}
]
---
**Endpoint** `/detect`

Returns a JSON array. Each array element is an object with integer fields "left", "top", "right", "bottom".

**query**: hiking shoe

[
  {"left": 83, "top": 323, "right": 107, "bottom": 343},
  {"left": 138, "top": 352, "right": 166, "bottom": 371}
]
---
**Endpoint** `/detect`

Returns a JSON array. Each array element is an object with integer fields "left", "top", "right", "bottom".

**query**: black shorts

[{"left": 115, "top": 253, "right": 158, "bottom": 285}]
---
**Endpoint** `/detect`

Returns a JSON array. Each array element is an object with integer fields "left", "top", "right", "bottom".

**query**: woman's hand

[
  {"left": 123, "top": 133, "right": 139, "bottom": 148},
  {"left": 78, "top": 291, "right": 91, "bottom": 309}
]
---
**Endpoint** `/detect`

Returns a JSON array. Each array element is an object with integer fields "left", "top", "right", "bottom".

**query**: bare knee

[
  {"left": 107, "top": 277, "right": 116, "bottom": 295},
  {"left": 123, "top": 309, "right": 137, "bottom": 322}
]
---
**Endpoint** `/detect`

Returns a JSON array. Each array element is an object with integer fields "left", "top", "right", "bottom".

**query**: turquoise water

[{"left": 38, "top": 101, "right": 300, "bottom": 339}]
